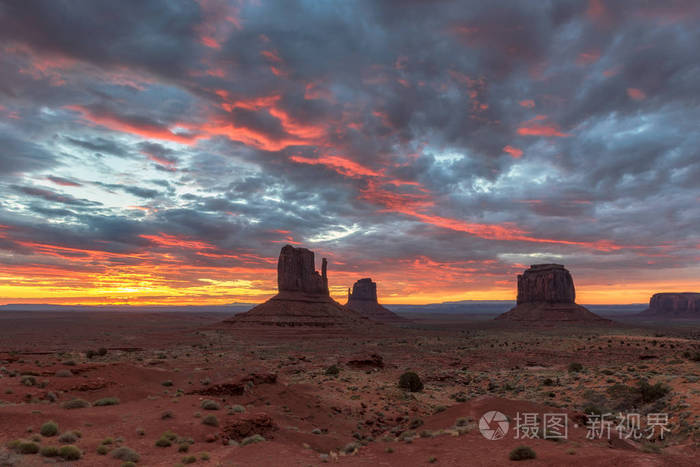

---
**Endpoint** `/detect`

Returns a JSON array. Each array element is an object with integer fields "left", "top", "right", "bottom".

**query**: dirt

[{"left": 0, "top": 311, "right": 697, "bottom": 466}]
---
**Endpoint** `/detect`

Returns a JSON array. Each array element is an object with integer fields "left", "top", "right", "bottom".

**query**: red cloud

[
  {"left": 517, "top": 116, "right": 571, "bottom": 137},
  {"left": 627, "top": 88, "right": 646, "bottom": 100},
  {"left": 519, "top": 99, "right": 535, "bottom": 108},
  {"left": 67, "top": 105, "right": 202, "bottom": 145},
  {"left": 291, "top": 155, "right": 382, "bottom": 178},
  {"left": 503, "top": 145, "right": 523, "bottom": 158}
]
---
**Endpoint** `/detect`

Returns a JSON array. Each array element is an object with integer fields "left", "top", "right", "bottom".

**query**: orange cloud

[
  {"left": 290, "top": 155, "right": 382, "bottom": 178},
  {"left": 627, "top": 88, "right": 646, "bottom": 100},
  {"left": 517, "top": 116, "right": 571, "bottom": 137},
  {"left": 67, "top": 105, "right": 202, "bottom": 145},
  {"left": 140, "top": 233, "right": 215, "bottom": 251},
  {"left": 200, "top": 36, "right": 221, "bottom": 49},
  {"left": 503, "top": 145, "right": 523, "bottom": 158},
  {"left": 519, "top": 99, "right": 535, "bottom": 108}
]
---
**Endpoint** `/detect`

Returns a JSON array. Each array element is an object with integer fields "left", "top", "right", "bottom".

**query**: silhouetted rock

[
  {"left": 516, "top": 264, "right": 575, "bottom": 304},
  {"left": 641, "top": 293, "right": 700, "bottom": 318},
  {"left": 347, "top": 353, "right": 384, "bottom": 369},
  {"left": 225, "top": 245, "right": 367, "bottom": 327},
  {"left": 497, "top": 264, "right": 608, "bottom": 323},
  {"left": 278, "top": 245, "right": 328, "bottom": 295},
  {"left": 345, "top": 278, "right": 405, "bottom": 322}
]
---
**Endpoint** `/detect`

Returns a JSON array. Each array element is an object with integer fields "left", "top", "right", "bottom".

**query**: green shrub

[
  {"left": 111, "top": 446, "right": 140, "bottom": 462},
  {"left": 21, "top": 375, "right": 36, "bottom": 386},
  {"left": 40, "top": 421, "right": 59, "bottom": 437},
  {"left": 398, "top": 372, "right": 423, "bottom": 392},
  {"left": 202, "top": 414, "right": 219, "bottom": 427},
  {"left": 509, "top": 446, "right": 536, "bottom": 461},
  {"left": 155, "top": 437, "right": 172, "bottom": 447},
  {"left": 94, "top": 397, "right": 120, "bottom": 406},
  {"left": 182, "top": 455, "right": 197, "bottom": 464},
  {"left": 58, "top": 431, "right": 80, "bottom": 443},
  {"left": 201, "top": 399, "right": 220, "bottom": 410},
  {"left": 638, "top": 379, "right": 670, "bottom": 403},
  {"left": 40, "top": 446, "right": 59, "bottom": 457},
  {"left": 17, "top": 441, "right": 40, "bottom": 454},
  {"left": 325, "top": 365, "right": 340, "bottom": 376},
  {"left": 568, "top": 362, "right": 584, "bottom": 373},
  {"left": 62, "top": 398, "right": 90, "bottom": 409},
  {"left": 58, "top": 445, "right": 82, "bottom": 460},
  {"left": 200, "top": 452, "right": 210, "bottom": 460},
  {"left": 179, "top": 443, "right": 190, "bottom": 452},
  {"left": 231, "top": 404, "right": 245, "bottom": 414},
  {"left": 122, "top": 463, "right": 137, "bottom": 467},
  {"left": 241, "top": 434, "right": 265, "bottom": 446},
  {"left": 97, "top": 445, "right": 109, "bottom": 455}
]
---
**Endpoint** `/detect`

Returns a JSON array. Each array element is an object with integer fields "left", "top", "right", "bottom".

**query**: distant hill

[{"left": 0, "top": 301, "right": 646, "bottom": 316}]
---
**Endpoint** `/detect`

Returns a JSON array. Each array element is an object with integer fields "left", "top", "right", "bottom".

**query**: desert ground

[{"left": 0, "top": 311, "right": 698, "bottom": 466}]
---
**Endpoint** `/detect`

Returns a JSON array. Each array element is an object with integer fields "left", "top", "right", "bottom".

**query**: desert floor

[{"left": 0, "top": 311, "right": 698, "bottom": 466}]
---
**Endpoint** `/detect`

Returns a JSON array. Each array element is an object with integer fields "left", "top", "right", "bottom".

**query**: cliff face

[
  {"left": 345, "top": 278, "right": 404, "bottom": 323},
  {"left": 643, "top": 293, "right": 700, "bottom": 318},
  {"left": 497, "top": 264, "right": 608, "bottom": 323},
  {"left": 516, "top": 264, "right": 575, "bottom": 304},
  {"left": 277, "top": 245, "right": 328, "bottom": 296}
]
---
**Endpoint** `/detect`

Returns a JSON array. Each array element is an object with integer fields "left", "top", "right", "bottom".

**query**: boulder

[
  {"left": 345, "top": 278, "right": 405, "bottom": 322},
  {"left": 497, "top": 264, "right": 608, "bottom": 323},
  {"left": 641, "top": 293, "right": 700, "bottom": 318}
]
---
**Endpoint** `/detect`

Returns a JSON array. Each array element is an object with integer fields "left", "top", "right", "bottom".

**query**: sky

[{"left": 0, "top": 0, "right": 699, "bottom": 306}]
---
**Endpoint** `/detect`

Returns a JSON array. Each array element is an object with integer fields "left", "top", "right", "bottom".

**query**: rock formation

[
  {"left": 345, "top": 278, "right": 404, "bottom": 322},
  {"left": 225, "top": 245, "right": 366, "bottom": 327},
  {"left": 496, "top": 264, "right": 608, "bottom": 323},
  {"left": 641, "top": 293, "right": 700, "bottom": 318}
]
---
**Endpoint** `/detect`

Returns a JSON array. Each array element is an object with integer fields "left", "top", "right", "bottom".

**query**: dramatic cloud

[{"left": 0, "top": 0, "right": 698, "bottom": 305}]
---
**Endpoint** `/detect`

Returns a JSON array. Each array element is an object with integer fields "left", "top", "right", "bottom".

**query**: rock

[
  {"left": 641, "top": 293, "right": 700, "bottom": 318},
  {"left": 496, "top": 264, "right": 609, "bottom": 323},
  {"left": 224, "top": 245, "right": 368, "bottom": 327},
  {"left": 347, "top": 354, "right": 384, "bottom": 369},
  {"left": 278, "top": 245, "right": 328, "bottom": 296},
  {"left": 221, "top": 414, "right": 276, "bottom": 442},
  {"left": 345, "top": 278, "right": 405, "bottom": 322}
]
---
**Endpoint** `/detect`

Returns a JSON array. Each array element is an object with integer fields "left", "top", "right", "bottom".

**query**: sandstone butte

[
  {"left": 641, "top": 292, "right": 700, "bottom": 318},
  {"left": 344, "top": 278, "right": 405, "bottom": 323},
  {"left": 224, "top": 245, "right": 368, "bottom": 327},
  {"left": 496, "top": 264, "right": 609, "bottom": 323}
]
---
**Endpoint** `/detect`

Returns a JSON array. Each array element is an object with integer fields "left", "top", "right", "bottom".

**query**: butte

[
  {"left": 496, "top": 264, "right": 609, "bottom": 323},
  {"left": 224, "top": 245, "right": 367, "bottom": 327},
  {"left": 344, "top": 278, "right": 405, "bottom": 323},
  {"left": 640, "top": 292, "right": 700, "bottom": 319}
]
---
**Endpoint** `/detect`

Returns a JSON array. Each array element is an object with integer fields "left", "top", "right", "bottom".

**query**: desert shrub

[
  {"left": 97, "top": 445, "right": 109, "bottom": 455},
  {"left": 58, "top": 431, "right": 80, "bottom": 443},
  {"left": 97, "top": 347, "right": 108, "bottom": 356},
  {"left": 40, "top": 446, "right": 59, "bottom": 457},
  {"left": 162, "top": 380, "right": 173, "bottom": 387},
  {"left": 509, "top": 446, "right": 536, "bottom": 461},
  {"left": 17, "top": 441, "right": 40, "bottom": 454},
  {"left": 683, "top": 351, "right": 700, "bottom": 361},
  {"left": 122, "top": 463, "right": 137, "bottom": 467},
  {"left": 62, "top": 398, "right": 90, "bottom": 409},
  {"left": 201, "top": 399, "right": 220, "bottom": 410},
  {"left": 542, "top": 378, "right": 554, "bottom": 386},
  {"left": 231, "top": 404, "right": 245, "bottom": 413},
  {"left": 398, "top": 372, "right": 423, "bottom": 392},
  {"left": 241, "top": 434, "right": 265, "bottom": 446},
  {"left": 455, "top": 417, "right": 472, "bottom": 427},
  {"left": 409, "top": 418, "right": 424, "bottom": 429},
  {"left": 155, "top": 436, "right": 172, "bottom": 447},
  {"left": 58, "top": 445, "right": 81, "bottom": 460},
  {"left": 40, "top": 421, "right": 59, "bottom": 437},
  {"left": 94, "top": 397, "right": 120, "bottom": 406},
  {"left": 55, "top": 369, "right": 72, "bottom": 377},
  {"left": 179, "top": 443, "right": 189, "bottom": 452},
  {"left": 86, "top": 350, "right": 96, "bottom": 359},
  {"left": 161, "top": 410, "right": 174, "bottom": 420},
  {"left": 341, "top": 442, "right": 358, "bottom": 454},
  {"left": 568, "top": 362, "right": 584, "bottom": 373},
  {"left": 200, "top": 452, "right": 210, "bottom": 460},
  {"left": 325, "top": 365, "right": 340, "bottom": 376},
  {"left": 638, "top": 379, "right": 670, "bottom": 403},
  {"left": 182, "top": 455, "right": 197, "bottom": 464},
  {"left": 202, "top": 415, "right": 219, "bottom": 427},
  {"left": 111, "top": 446, "right": 140, "bottom": 462},
  {"left": 21, "top": 375, "right": 36, "bottom": 386}
]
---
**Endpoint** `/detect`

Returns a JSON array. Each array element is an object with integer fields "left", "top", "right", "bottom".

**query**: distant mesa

[
  {"left": 496, "top": 264, "right": 609, "bottom": 323},
  {"left": 641, "top": 292, "right": 700, "bottom": 319},
  {"left": 345, "top": 278, "right": 405, "bottom": 322},
  {"left": 224, "top": 245, "right": 366, "bottom": 327}
]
